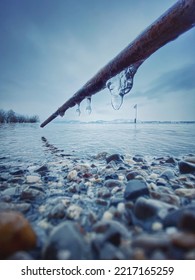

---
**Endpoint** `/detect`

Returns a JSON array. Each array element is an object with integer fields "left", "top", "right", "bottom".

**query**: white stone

[
  {"left": 67, "top": 204, "right": 83, "bottom": 220},
  {"left": 152, "top": 222, "right": 163, "bottom": 231},
  {"left": 117, "top": 203, "right": 125, "bottom": 214},
  {"left": 149, "top": 173, "right": 158, "bottom": 180},
  {"left": 26, "top": 175, "right": 41, "bottom": 183},
  {"left": 102, "top": 211, "right": 113, "bottom": 220},
  {"left": 67, "top": 170, "right": 77, "bottom": 181}
]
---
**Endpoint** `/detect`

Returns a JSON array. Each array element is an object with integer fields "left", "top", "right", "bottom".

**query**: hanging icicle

[
  {"left": 76, "top": 103, "right": 81, "bottom": 116},
  {"left": 86, "top": 97, "right": 92, "bottom": 115}
]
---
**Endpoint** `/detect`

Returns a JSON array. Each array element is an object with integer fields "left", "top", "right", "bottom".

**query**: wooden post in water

[
  {"left": 40, "top": 0, "right": 195, "bottom": 128},
  {"left": 134, "top": 104, "right": 137, "bottom": 124}
]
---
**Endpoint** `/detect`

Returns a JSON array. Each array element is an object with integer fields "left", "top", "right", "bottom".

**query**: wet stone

[
  {"left": 105, "top": 173, "right": 118, "bottom": 180},
  {"left": 10, "top": 169, "right": 26, "bottom": 176},
  {"left": 160, "top": 169, "right": 175, "bottom": 180},
  {"left": 170, "top": 232, "right": 195, "bottom": 249},
  {"left": 124, "top": 179, "right": 149, "bottom": 201},
  {"left": 163, "top": 205, "right": 195, "bottom": 229},
  {"left": 43, "top": 175, "right": 58, "bottom": 182},
  {"left": 2, "top": 187, "right": 20, "bottom": 197},
  {"left": 156, "top": 178, "right": 167, "bottom": 186},
  {"left": 21, "top": 187, "right": 45, "bottom": 201},
  {"left": 178, "top": 161, "right": 195, "bottom": 174},
  {"left": 165, "top": 157, "right": 177, "bottom": 165},
  {"left": 0, "top": 202, "right": 31, "bottom": 213},
  {"left": 48, "top": 203, "right": 66, "bottom": 219},
  {"left": 98, "top": 187, "right": 111, "bottom": 198},
  {"left": 99, "top": 242, "right": 125, "bottom": 260},
  {"left": 66, "top": 204, "right": 83, "bottom": 220},
  {"left": 35, "top": 165, "right": 49, "bottom": 174},
  {"left": 78, "top": 182, "right": 88, "bottom": 192},
  {"left": 184, "top": 156, "right": 195, "bottom": 164},
  {"left": 134, "top": 197, "right": 177, "bottom": 220},
  {"left": 67, "top": 170, "right": 78, "bottom": 181},
  {"left": 132, "top": 233, "right": 171, "bottom": 251},
  {"left": 150, "top": 191, "right": 180, "bottom": 207},
  {"left": 0, "top": 211, "right": 36, "bottom": 259},
  {"left": 26, "top": 175, "right": 41, "bottom": 184},
  {"left": 179, "top": 210, "right": 195, "bottom": 233},
  {"left": 95, "top": 198, "right": 108, "bottom": 206},
  {"left": 126, "top": 171, "right": 140, "bottom": 181},
  {"left": 175, "top": 188, "right": 195, "bottom": 199},
  {"left": 7, "top": 251, "right": 33, "bottom": 260},
  {"left": 134, "top": 197, "right": 159, "bottom": 220},
  {"left": 42, "top": 221, "right": 90, "bottom": 259},
  {"left": 0, "top": 176, "right": 7, "bottom": 182},
  {"left": 106, "top": 154, "right": 123, "bottom": 164},
  {"left": 93, "top": 220, "right": 130, "bottom": 245},
  {"left": 1, "top": 152, "right": 195, "bottom": 260},
  {"left": 132, "top": 155, "right": 145, "bottom": 163},
  {"left": 8, "top": 177, "right": 24, "bottom": 184},
  {"left": 104, "top": 179, "right": 123, "bottom": 189}
]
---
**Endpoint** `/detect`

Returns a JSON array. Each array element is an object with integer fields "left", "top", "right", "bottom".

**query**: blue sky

[{"left": 0, "top": 0, "right": 194, "bottom": 122}]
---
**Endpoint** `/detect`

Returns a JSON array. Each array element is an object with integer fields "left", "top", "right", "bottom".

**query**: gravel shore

[{"left": 0, "top": 147, "right": 195, "bottom": 260}]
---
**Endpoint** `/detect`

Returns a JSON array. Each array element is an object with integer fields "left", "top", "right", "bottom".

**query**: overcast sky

[{"left": 0, "top": 0, "right": 194, "bottom": 122}]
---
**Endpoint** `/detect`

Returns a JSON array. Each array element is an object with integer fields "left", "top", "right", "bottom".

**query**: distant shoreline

[
  {"left": 0, "top": 109, "right": 39, "bottom": 124},
  {"left": 53, "top": 120, "right": 195, "bottom": 125}
]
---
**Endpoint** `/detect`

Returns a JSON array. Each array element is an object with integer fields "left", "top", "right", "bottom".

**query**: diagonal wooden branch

[{"left": 40, "top": 0, "right": 195, "bottom": 128}]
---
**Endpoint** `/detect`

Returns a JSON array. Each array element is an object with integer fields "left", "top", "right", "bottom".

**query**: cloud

[{"left": 132, "top": 63, "right": 195, "bottom": 101}]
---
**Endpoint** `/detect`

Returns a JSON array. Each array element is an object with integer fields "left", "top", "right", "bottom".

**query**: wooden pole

[
  {"left": 134, "top": 105, "right": 137, "bottom": 124},
  {"left": 40, "top": 0, "right": 195, "bottom": 128}
]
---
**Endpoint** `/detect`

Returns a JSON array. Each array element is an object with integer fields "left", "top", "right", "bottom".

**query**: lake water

[{"left": 0, "top": 122, "right": 195, "bottom": 168}]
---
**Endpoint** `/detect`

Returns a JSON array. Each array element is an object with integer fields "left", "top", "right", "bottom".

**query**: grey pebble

[
  {"left": 104, "top": 179, "right": 124, "bottom": 189},
  {"left": 0, "top": 202, "right": 31, "bottom": 213},
  {"left": 134, "top": 197, "right": 177, "bottom": 220},
  {"left": 106, "top": 154, "right": 123, "bottom": 164},
  {"left": 124, "top": 179, "right": 149, "bottom": 201},
  {"left": 126, "top": 171, "right": 140, "bottom": 181},
  {"left": 42, "top": 221, "right": 90, "bottom": 259},
  {"left": 160, "top": 169, "right": 175, "bottom": 180}
]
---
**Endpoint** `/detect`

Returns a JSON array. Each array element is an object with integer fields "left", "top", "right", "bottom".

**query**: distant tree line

[{"left": 0, "top": 109, "right": 40, "bottom": 123}]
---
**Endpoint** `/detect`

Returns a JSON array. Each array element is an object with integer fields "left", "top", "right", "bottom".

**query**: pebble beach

[{"left": 0, "top": 139, "right": 195, "bottom": 260}]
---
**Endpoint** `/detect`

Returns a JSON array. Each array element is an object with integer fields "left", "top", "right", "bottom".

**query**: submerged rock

[
  {"left": 35, "top": 165, "right": 49, "bottom": 175},
  {"left": 0, "top": 211, "right": 36, "bottom": 259}
]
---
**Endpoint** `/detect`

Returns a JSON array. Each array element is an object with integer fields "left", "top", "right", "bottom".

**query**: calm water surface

[{"left": 0, "top": 123, "right": 195, "bottom": 167}]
